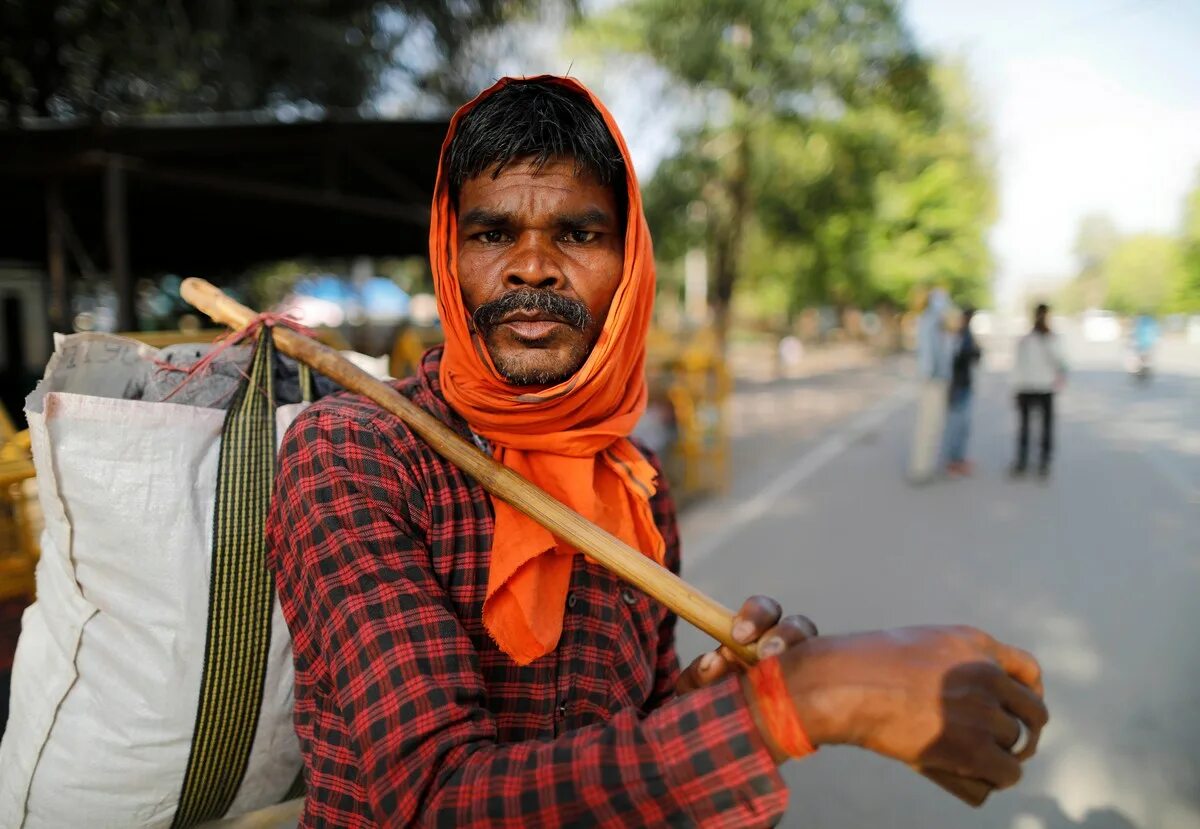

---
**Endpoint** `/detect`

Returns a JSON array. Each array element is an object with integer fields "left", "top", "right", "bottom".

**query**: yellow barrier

[
  {"left": 383, "top": 325, "right": 731, "bottom": 499},
  {"left": 0, "top": 406, "right": 37, "bottom": 603},
  {"left": 646, "top": 328, "right": 731, "bottom": 499}
]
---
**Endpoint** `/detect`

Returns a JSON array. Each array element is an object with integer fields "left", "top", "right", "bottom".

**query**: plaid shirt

[{"left": 266, "top": 347, "right": 787, "bottom": 827}]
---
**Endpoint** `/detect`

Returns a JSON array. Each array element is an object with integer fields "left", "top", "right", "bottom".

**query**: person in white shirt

[{"left": 1011, "top": 304, "right": 1067, "bottom": 478}]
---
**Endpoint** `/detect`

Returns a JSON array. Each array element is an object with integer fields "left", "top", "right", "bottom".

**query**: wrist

[
  {"left": 775, "top": 637, "right": 867, "bottom": 749},
  {"left": 739, "top": 673, "right": 789, "bottom": 765},
  {"left": 742, "top": 656, "right": 818, "bottom": 764}
]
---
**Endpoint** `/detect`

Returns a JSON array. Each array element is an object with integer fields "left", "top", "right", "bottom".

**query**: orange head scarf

[{"left": 430, "top": 76, "right": 663, "bottom": 666}]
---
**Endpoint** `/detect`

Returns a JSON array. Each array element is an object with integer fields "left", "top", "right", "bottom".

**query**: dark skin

[
  {"left": 455, "top": 156, "right": 1048, "bottom": 791},
  {"left": 457, "top": 158, "right": 623, "bottom": 386}
]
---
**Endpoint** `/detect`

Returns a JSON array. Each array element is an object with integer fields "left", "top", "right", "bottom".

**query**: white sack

[{"left": 0, "top": 333, "right": 303, "bottom": 828}]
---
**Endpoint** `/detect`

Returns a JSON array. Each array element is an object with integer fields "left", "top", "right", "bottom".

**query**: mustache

[{"left": 471, "top": 290, "right": 594, "bottom": 333}]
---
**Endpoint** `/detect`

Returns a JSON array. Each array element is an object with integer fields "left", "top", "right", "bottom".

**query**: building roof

[{"left": 0, "top": 112, "right": 447, "bottom": 275}]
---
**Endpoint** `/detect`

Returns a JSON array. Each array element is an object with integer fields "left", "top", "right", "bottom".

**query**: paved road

[{"left": 677, "top": 333, "right": 1200, "bottom": 829}]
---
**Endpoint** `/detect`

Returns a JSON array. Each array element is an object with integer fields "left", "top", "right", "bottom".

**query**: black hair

[
  {"left": 1034, "top": 303, "right": 1050, "bottom": 334},
  {"left": 445, "top": 80, "right": 627, "bottom": 211}
]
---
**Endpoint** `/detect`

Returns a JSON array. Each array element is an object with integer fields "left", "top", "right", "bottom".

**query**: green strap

[
  {"left": 299, "top": 362, "right": 315, "bottom": 404},
  {"left": 173, "top": 332, "right": 280, "bottom": 828}
]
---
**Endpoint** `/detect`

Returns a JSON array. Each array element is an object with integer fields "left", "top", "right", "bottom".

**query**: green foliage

[
  {"left": 584, "top": 0, "right": 993, "bottom": 331},
  {"left": 1102, "top": 234, "right": 1187, "bottom": 316},
  {"left": 863, "top": 65, "right": 994, "bottom": 309},
  {"left": 589, "top": 0, "right": 935, "bottom": 112},
  {"left": 1060, "top": 176, "right": 1200, "bottom": 315},
  {"left": 0, "top": 0, "right": 556, "bottom": 121},
  {"left": 1180, "top": 171, "right": 1200, "bottom": 312}
]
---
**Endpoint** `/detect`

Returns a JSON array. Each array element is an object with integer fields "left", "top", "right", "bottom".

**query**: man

[
  {"left": 267, "top": 77, "right": 1047, "bottom": 827},
  {"left": 943, "top": 306, "right": 982, "bottom": 477},
  {"left": 908, "top": 288, "right": 952, "bottom": 483},
  {"left": 1011, "top": 303, "right": 1067, "bottom": 479}
]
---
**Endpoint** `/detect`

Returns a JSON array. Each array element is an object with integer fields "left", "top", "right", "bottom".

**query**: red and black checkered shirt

[{"left": 266, "top": 347, "right": 787, "bottom": 827}]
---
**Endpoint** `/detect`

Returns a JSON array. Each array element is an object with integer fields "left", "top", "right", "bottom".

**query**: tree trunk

[{"left": 710, "top": 124, "right": 752, "bottom": 355}]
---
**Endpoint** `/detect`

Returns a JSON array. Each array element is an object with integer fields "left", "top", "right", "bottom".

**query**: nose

[{"left": 503, "top": 231, "right": 563, "bottom": 290}]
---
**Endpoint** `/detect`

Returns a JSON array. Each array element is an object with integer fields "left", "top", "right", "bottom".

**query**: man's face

[{"left": 456, "top": 156, "right": 624, "bottom": 387}]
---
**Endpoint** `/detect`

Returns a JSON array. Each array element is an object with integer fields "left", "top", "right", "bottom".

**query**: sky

[{"left": 903, "top": 0, "right": 1200, "bottom": 307}]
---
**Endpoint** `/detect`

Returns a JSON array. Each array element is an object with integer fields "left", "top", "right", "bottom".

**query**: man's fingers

[
  {"left": 971, "top": 742, "right": 1024, "bottom": 790},
  {"left": 732, "top": 595, "right": 783, "bottom": 645},
  {"left": 676, "top": 650, "right": 732, "bottom": 694},
  {"left": 995, "top": 678, "right": 1048, "bottom": 761},
  {"left": 787, "top": 614, "right": 819, "bottom": 637},
  {"left": 987, "top": 708, "right": 1022, "bottom": 752},
  {"left": 929, "top": 737, "right": 1023, "bottom": 791},
  {"left": 756, "top": 614, "right": 819, "bottom": 660},
  {"left": 992, "top": 642, "right": 1044, "bottom": 697}
]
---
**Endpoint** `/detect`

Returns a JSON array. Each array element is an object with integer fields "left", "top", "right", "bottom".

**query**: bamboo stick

[{"left": 181, "top": 277, "right": 992, "bottom": 807}]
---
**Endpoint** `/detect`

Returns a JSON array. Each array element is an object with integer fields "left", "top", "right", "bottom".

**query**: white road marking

[{"left": 685, "top": 385, "right": 914, "bottom": 564}]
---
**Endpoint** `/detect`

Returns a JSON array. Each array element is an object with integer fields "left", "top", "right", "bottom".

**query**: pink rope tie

[{"left": 152, "top": 312, "right": 316, "bottom": 404}]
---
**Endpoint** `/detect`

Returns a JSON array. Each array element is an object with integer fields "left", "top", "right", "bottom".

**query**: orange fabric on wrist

[{"left": 747, "top": 657, "right": 817, "bottom": 759}]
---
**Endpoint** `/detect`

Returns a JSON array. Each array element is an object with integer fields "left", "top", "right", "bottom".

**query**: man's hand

[
  {"left": 676, "top": 595, "right": 817, "bottom": 694},
  {"left": 756, "top": 625, "right": 1048, "bottom": 789}
]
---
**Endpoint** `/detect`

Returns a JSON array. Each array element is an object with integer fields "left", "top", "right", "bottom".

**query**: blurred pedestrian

[
  {"left": 1011, "top": 303, "right": 1067, "bottom": 479},
  {"left": 908, "top": 288, "right": 952, "bottom": 484},
  {"left": 1128, "top": 311, "right": 1159, "bottom": 382},
  {"left": 942, "top": 306, "right": 982, "bottom": 477}
]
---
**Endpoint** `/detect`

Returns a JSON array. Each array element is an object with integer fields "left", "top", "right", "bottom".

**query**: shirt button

[
  {"left": 621, "top": 588, "right": 638, "bottom": 605},
  {"left": 558, "top": 703, "right": 567, "bottom": 718},
  {"left": 566, "top": 592, "right": 578, "bottom": 609}
]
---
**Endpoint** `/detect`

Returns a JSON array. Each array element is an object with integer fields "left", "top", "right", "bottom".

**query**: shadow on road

[{"left": 1001, "top": 795, "right": 1140, "bottom": 829}]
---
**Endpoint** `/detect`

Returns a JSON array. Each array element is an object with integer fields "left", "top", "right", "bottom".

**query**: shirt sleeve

[{"left": 271, "top": 407, "right": 789, "bottom": 829}]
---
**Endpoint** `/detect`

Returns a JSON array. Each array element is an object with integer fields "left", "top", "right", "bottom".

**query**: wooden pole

[
  {"left": 180, "top": 277, "right": 754, "bottom": 662},
  {"left": 180, "top": 277, "right": 993, "bottom": 807},
  {"left": 105, "top": 159, "right": 135, "bottom": 332}
]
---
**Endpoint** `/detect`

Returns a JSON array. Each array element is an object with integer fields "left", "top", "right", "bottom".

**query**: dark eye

[
  {"left": 565, "top": 230, "right": 598, "bottom": 243},
  {"left": 478, "top": 230, "right": 508, "bottom": 244}
]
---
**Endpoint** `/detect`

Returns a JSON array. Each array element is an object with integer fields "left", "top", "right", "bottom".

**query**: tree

[
  {"left": 1179, "top": 170, "right": 1200, "bottom": 312},
  {"left": 1102, "top": 234, "right": 1186, "bottom": 316},
  {"left": 630, "top": 53, "right": 993, "bottom": 327},
  {"left": 0, "top": 0, "right": 557, "bottom": 123},
  {"left": 1069, "top": 213, "right": 1120, "bottom": 311},
  {"left": 582, "top": 0, "right": 936, "bottom": 346},
  {"left": 862, "top": 63, "right": 994, "bottom": 309}
]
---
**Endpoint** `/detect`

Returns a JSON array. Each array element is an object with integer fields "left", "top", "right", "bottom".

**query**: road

[{"left": 676, "top": 332, "right": 1200, "bottom": 829}]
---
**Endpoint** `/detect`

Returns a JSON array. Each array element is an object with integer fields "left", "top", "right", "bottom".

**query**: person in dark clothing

[
  {"left": 1011, "top": 304, "right": 1067, "bottom": 478},
  {"left": 942, "top": 307, "right": 982, "bottom": 477}
]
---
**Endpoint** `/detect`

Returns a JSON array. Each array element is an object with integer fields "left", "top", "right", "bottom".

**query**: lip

[{"left": 502, "top": 319, "right": 565, "bottom": 339}]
